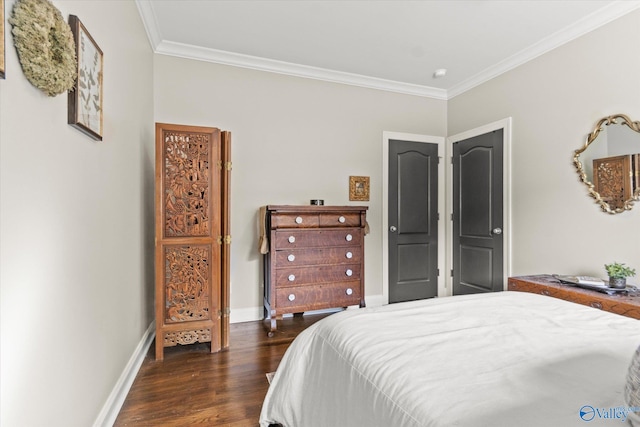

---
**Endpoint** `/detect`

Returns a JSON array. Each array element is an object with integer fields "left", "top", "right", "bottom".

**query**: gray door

[
  {"left": 389, "top": 139, "right": 438, "bottom": 303},
  {"left": 453, "top": 130, "right": 503, "bottom": 295}
]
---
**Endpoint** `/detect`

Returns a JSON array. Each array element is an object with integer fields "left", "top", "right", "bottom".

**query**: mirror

[{"left": 574, "top": 114, "right": 640, "bottom": 214}]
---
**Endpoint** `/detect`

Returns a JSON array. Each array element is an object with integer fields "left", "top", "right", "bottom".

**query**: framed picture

[
  {"left": 68, "top": 15, "right": 103, "bottom": 141},
  {"left": 1, "top": 0, "right": 5, "bottom": 79},
  {"left": 349, "top": 176, "right": 370, "bottom": 201}
]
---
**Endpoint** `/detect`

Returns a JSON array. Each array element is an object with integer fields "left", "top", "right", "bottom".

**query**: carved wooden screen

[
  {"left": 155, "top": 123, "right": 231, "bottom": 360},
  {"left": 593, "top": 155, "right": 632, "bottom": 210}
]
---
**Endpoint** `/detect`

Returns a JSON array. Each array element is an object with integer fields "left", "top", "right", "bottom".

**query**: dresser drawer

[
  {"left": 271, "top": 213, "right": 319, "bottom": 228},
  {"left": 275, "top": 247, "right": 362, "bottom": 267},
  {"left": 276, "top": 264, "right": 361, "bottom": 287},
  {"left": 319, "top": 212, "right": 361, "bottom": 227},
  {"left": 274, "top": 229, "right": 362, "bottom": 249},
  {"left": 276, "top": 282, "right": 362, "bottom": 312}
]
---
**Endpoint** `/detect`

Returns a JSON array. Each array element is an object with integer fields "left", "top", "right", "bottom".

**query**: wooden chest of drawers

[
  {"left": 263, "top": 205, "right": 368, "bottom": 335},
  {"left": 508, "top": 274, "right": 640, "bottom": 320}
]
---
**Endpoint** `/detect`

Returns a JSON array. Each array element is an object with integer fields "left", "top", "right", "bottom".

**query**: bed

[{"left": 259, "top": 291, "right": 640, "bottom": 427}]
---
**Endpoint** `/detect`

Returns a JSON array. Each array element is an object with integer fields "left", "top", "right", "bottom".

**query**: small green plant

[{"left": 604, "top": 262, "right": 636, "bottom": 279}]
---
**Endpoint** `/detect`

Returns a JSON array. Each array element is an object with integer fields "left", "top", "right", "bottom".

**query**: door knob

[
  {"left": 390, "top": 226, "right": 397, "bottom": 232},
  {"left": 492, "top": 227, "right": 503, "bottom": 235}
]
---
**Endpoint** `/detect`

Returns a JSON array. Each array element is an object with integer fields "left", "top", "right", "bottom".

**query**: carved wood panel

[
  {"left": 164, "top": 245, "right": 211, "bottom": 323},
  {"left": 163, "top": 328, "right": 212, "bottom": 347},
  {"left": 162, "top": 131, "right": 211, "bottom": 238}
]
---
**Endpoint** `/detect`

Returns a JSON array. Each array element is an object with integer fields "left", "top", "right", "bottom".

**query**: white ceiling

[{"left": 135, "top": 0, "right": 640, "bottom": 99}]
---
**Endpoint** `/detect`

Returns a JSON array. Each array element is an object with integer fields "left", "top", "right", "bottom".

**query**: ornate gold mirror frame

[{"left": 573, "top": 114, "right": 640, "bottom": 214}]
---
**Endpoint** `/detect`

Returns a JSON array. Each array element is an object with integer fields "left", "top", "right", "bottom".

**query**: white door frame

[
  {"left": 382, "top": 131, "right": 446, "bottom": 304},
  {"left": 445, "top": 118, "right": 513, "bottom": 295}
]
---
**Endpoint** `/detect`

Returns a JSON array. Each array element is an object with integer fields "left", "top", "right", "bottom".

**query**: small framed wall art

[
  {"left": 68, "top": 15, "right": 103, "bottom": 141},
  {"left": 349, "top": 176, "right": 370, "bottom": 201}
]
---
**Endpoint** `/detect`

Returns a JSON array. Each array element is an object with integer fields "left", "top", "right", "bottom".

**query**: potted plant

[{"left": 604, "top": 262, "right": 636, "bottom": 289}]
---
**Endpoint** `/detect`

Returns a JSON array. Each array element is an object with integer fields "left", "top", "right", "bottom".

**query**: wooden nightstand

[{"left": 508, "top": 274, "right": 640, "bottom": 320}]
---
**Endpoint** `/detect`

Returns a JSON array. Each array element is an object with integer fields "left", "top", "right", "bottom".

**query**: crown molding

[
  {"left": 447, "top": 0, "right": 640, "bottom": 99},
  {"left": 136, "top": 0, "right": 640, "bottom": 101},
  {"left": 154, "top": 40, "right": 448, "bottom": 99},
  {"left": 135, "top": 0, "right": 163, "bottom": 51}
]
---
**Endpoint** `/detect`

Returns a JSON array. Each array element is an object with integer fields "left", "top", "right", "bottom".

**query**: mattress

[{"left": 260, "top": 291, "right": 640, "bottom": 427}]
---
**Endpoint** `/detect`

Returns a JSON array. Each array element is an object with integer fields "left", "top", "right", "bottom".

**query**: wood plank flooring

[{"left": 114, "top": 313, "right": 330, "bottom": 426}]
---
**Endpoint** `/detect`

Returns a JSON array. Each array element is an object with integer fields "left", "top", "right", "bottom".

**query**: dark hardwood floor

[{"left": 114, "top": 313, "right": 330, "bottom": 426}]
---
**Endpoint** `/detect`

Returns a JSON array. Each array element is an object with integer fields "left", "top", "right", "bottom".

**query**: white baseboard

[
  {"left": 93, "top": 321, "right": 155, "bottom": 427},
  {"left": 364, "top": 294, "right": 386, "bottom": 308},
  {"left": 230, "top": 306, "right": 264, "bottom": 323},
  {"left": 230, "top": 294, "right": 386, "bottom": 323}
]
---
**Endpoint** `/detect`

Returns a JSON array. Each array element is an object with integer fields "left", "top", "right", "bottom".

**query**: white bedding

[{"left": 260, "top": 291, "right": 640, "bottom": 427}]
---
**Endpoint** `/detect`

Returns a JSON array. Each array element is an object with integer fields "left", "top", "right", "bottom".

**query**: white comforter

[{"left": 260, "top": 291, "right": 640, "bottom": 427}]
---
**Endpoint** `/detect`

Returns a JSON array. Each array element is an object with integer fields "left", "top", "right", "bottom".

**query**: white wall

[
  {"left": 0, "top": 1, "right": 154, "bottom": 426},
  {"left": 448, "top": 10, "right": 640, "bottom": 279},
  {"left": 153, "top": 55, "right": 447, "bottom": 319}
]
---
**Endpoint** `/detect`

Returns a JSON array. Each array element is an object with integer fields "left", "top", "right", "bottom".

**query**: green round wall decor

[{"left": 9, "top": 0, "right": 77, "bottom": 96}]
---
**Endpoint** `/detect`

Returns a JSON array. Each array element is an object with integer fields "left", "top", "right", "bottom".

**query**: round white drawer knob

[
  {"left": 288, "top": 235, "right": 296, "bottom": 243},
  {"left": 339, "top": 216, "right": 346, "bottom": 223},
  {"left": 288, "top": 294, "right": 296, "bottom": 301},
  {"left": 345, "top": 234, "right": 353, "bottom": 242},
  {"left": 345, "top": 288, "right": 353, "bottom": 296},
  {"left": 295, "top": 216, "right": 303, "bottom": 224},
  {"left": 346, "top": 269, "right": 353, "bottom": 277},
  {"left": 288, "top": 274, "right": 296, "bottom": 282},
  {"left": 346, "top": 251, "right": 353, "bottom": 259},
  {"left": 287, "top": 254, "right": 295, "bottom": 262}
]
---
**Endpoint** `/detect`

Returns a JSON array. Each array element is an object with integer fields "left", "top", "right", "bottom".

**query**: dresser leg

[{"left": 268, "top": 317, "right": 277, "bottom": 337}]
